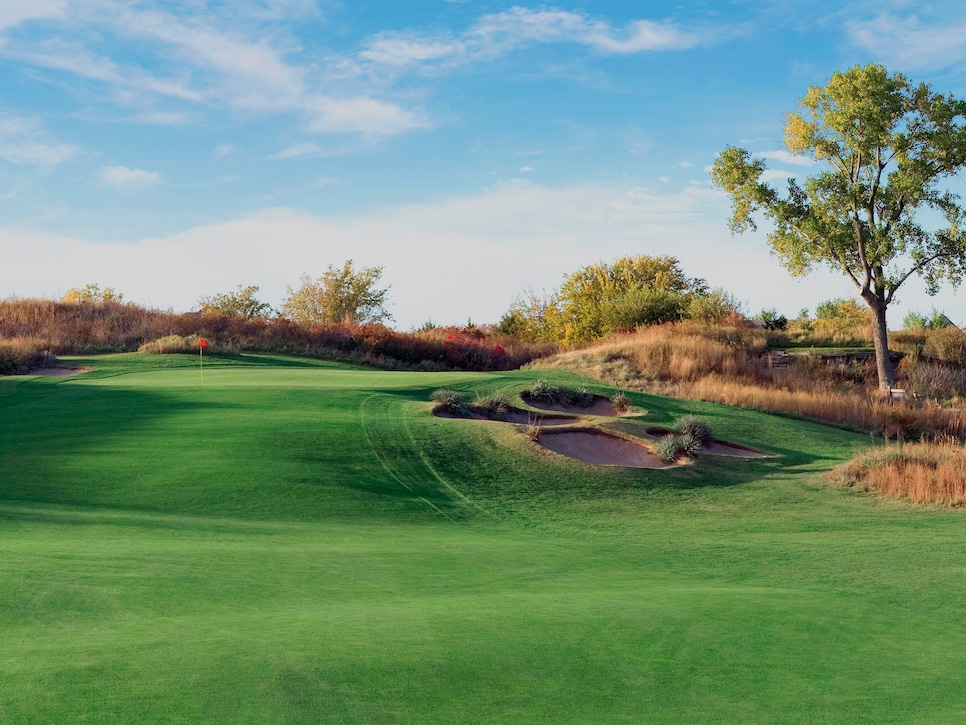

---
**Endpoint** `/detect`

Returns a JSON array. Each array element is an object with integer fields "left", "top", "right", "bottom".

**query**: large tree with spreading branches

[{"left": 712, "top": 63, "right": 966, "bottom": 389}]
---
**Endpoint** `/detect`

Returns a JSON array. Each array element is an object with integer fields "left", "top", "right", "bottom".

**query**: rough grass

[
  {"left": 0, "top": 297, "right": 554, "bottom": 371},
  {"left": 0, "top": 337, "right": 54, "bottom": 374},
  {"left": 831, "top": 441, "right": 966, "bottom": 506},
  {"left": 533, "top": 321, "right": 966, "bottom": 440}
]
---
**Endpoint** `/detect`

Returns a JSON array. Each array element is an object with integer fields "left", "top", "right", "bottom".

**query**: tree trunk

[{"left": 867, "top": 297, "right": 896, "bottom": 390}]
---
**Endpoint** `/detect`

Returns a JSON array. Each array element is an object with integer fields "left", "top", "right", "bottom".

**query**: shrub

[
  {"left": 611, "top": 391, "right": 630, "bottom": 413},
  {"left": 524, "top": 379, "right": 595, "bottom": 407},
  {"left": 560, "top": 385, "right": 594, "bottom": 408},
  {"left": 430, "top": 389, "right": 470, "bottom": 417},
  {"left": 527, "top": 379, "right": 560, "bottom": 404},
  {"left": 923, "top": 327, "right": 966, "bottom": 365},
  {"left": 0, "top": 338, "right": 52, "bottom": 375},
  {"left": 473, "top": 392, "right": 510, "bottom": 420},
  {"left": 656, "top": 434, "right": 692, "bottom": 463},
  {"left": 673, "top": 415, "right": 714, "bottom": 446}
]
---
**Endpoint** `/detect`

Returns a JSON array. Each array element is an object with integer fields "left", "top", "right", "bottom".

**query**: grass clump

[
  {"left": 430, "top": 389, "right": 471, "bottom": 417},
  {"left": 673, "top": 414, "right": 714, "bottom": 446},
  {"left": 525, "top": 378, "right": 595, "bottom": 408},
  {"left": 473, "top": 392, "right": 511, "bottom": 420},
  {"left": 655, "top": 433, "right": 699, "bottom": 463},
  {"left": 611, "top": 390, "right": 630, "bottom": 413},
  {"left": 831, "top": 440, "right": 966, "bottom": 506}
]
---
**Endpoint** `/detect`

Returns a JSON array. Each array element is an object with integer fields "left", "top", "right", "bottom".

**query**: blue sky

[{"left": 3, "top": 0, "right": 966, "bottom": 328}]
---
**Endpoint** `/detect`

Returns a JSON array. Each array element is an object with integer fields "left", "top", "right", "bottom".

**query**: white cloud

[
  {"left": 98, "top": 165, "right": 160, "bottom": 191},
  {"left": 759, "top": 169, "right": 801, "bottom": 183},
  {"left": 353, "top": 6, "right": 708, "bottom": 78},
  {"left": 471, "top": 8, "right": 701, "bottom": 54},
  {"left": 0, "top": 0, "right": 66, "bottom": 31},
  {"left": 847, "top": 13, "right": 966, "bottom": 70},
  {"left": 0, "top": 112, "right": 78, "bottom": 165},
  {"left": 673, "top": 161, "right": 693, "bottom": 168},
  {"left": 212, "top": 144, "right": 235, "bottom": 161},
  {"left": 268, "top": 142, "right": 322, "bottom": 160},
  {"left": 756, "top": 150, "right": 816, "bottom": 167},
  {"left": 0, "top": 2, "right": 427, "bottom": 138},
  {"left": 0, "top": 180, "right": 923, "bottom": 329},
  {"left": 305, "top": 96, "right": 430, "bottom": 137},
  {"left": 519, "top": 166, "right": 534, "bottom": 173}
]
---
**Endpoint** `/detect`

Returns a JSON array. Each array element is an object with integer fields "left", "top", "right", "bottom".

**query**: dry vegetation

[
  {"left": 0, "top": 298, "right": 556, "bottom": 373},
  {"left": 531, "top": 320, "right": 966, "bottom": 440},
  {"left": 830, "top": 441, "right": 966, "bottom": 507}
]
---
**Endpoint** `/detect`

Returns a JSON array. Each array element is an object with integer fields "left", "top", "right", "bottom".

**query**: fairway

[{"left": 3, "top": 354, "right": 966, "bottom": 723}]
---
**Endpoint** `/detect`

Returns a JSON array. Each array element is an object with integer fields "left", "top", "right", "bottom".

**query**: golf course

[{"left": 3, "top": 352, "right": 966, "bottom": 723}]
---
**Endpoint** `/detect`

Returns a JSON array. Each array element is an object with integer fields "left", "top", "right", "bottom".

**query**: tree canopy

[
  {"left": 281, "top": 260, "right": 392, "bottom": 325},
  {"left": 712, "top": 63, "right": 966, "bottom": 388},
  {"left": 61, "top": 283, "right": 123, "bottom": 304},
  {"left": 198, "top": 285, "right": 273, "bottom": 319},
  {"left": 497, "top": 255, "right": 737, "bottom": 344}
]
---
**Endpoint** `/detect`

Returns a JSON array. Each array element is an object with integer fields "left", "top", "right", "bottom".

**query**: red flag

[{"left": 199, "top": 338, "right": 208, "bottom": 348}]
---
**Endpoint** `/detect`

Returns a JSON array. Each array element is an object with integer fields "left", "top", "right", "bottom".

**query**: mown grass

[{"left": 2, "top": 354, "right": 966, "bottom": 722}]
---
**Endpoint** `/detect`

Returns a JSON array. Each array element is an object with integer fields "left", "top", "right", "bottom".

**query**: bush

[
  {"left": 673, "top": 415, "right": 714, "bottom": 446},
  {"left": 655, "top": 434, "right": 701, "bottom": 463},
  {"left": 611, "top": 391, "right": 630, "bottom": 413},
  {"left": 923, "top": 327, "right": 966, "bottom": 365},
  {"left": 524, "top": 379, "right": 595, "bottom": 407},
  {"left": 430, "top": 389, "right": 470, "bottom": 417},
  {"left": 473, "top": 392, "right": 510, "bottom": 420},
  {"left": 0, "top": 338, "right": 52, "bottom": 375}
]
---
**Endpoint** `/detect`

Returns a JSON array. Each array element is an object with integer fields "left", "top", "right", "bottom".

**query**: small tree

[
  {"left": 198, "top": 285, "right": 273, "bottom": 319},
  {"left": 61, "top": 283, "right": 123, "bottom": 304},
  {"left": 281, "top": 260, "right": 392, "bottom": 325},
  {"left": 903, "top": 308, "right": 955, "bottom": 330},
  {"left": 712, "top": 63, "right": 966, "bottom": 389},
  {"left": 557, "top": 255, "right": 707, "bottom": 342}
]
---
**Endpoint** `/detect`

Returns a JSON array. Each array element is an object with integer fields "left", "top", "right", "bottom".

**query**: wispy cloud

[
  {"left": 0, "top": 112, "right": 78, "bottom": 165},
  {"left": 99, "top": 165, "right": 160, "bottom": 191},
  {"left": 846, "top": 11, "right": 966, "bottom": 71},
  {"left": 0, "top": 0, "right": 66, "bottom": 31},
  {"left": 0, "top": 1, "right": 427, "bottom": 138},
  {"left": 268, "top": 142, "right": 323, "bottom": 160},
  {"left": 756, "top": 150, "right": 817, "bottom": 167},
  {"left": 356, "top": 6, "right": 709, "bottom": 74}
]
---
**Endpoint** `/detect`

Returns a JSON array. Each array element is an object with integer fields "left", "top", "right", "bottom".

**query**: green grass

[{"left": 3, "top": 353, "right": 966, "bottom": 722}]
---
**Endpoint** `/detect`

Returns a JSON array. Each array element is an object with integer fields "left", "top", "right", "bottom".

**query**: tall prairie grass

[
  {"left": 831, "top": 441, "right": 966, "bottom": 506},
  {"left": 532, "top": 320, "right": 966, "bottom": 440},
  {"left": 0, "top": 337, "right": 54, "bottom": 374},
  {"left": 0, "top": 297, "right": 555, "bottom": 372}
]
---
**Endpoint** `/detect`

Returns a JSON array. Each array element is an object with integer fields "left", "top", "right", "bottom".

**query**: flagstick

[{"left": 200, "top": 342, "right": 203, "bottom": 384}]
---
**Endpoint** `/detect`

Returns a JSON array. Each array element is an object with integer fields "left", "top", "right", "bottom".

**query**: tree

[
  {"left": 903, "top": 308, "right": 955, "bottom": 330},
  {"left": 281, "top": 260, "right": 392, "bottom": 325},
  {"left": 557, "top": 255, "right": 707, "bottom": 342},
  {"left": 61, "top": 283, "right": 123, "bottom": 304},
  {"left": 198, "top": 285, "right": 273, "bottom": 319},
  {"left": 712, "top": 63, "right": 966, "bottom": 389}
]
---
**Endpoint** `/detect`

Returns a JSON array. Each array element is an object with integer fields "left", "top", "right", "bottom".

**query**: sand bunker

[
  {"left": 433, "top": 406, "right": 579, "bottom": 426},
  {"left": 503, "top": 409, "right": 580, "bottom": 426},
  {"left": 645, "top": 427, "right": 770, "bottom": 458},
  {"left": 536, "top": 430, "right": 671, "bottom": 468},
  {"left": 523, "top": 395, "right": 627, "bottom": 417}
]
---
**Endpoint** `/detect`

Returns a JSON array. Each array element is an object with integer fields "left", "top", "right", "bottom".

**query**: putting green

[{"left": 2, "top": 353, "right": 966, "bottom": 723}]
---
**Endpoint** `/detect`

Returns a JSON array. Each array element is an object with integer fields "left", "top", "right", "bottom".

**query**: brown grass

[
  {"left": 0, "top": 337, "right": 54, "bottom": 374},
  {"left": 831, "top": 441, "right": 966, "bottom": 506},
  {"left": 531, "top": 321, "right": 966, "bottom": 440},
  {"left": 0, "top": 297, "right": 556, "bottom": 372}
]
